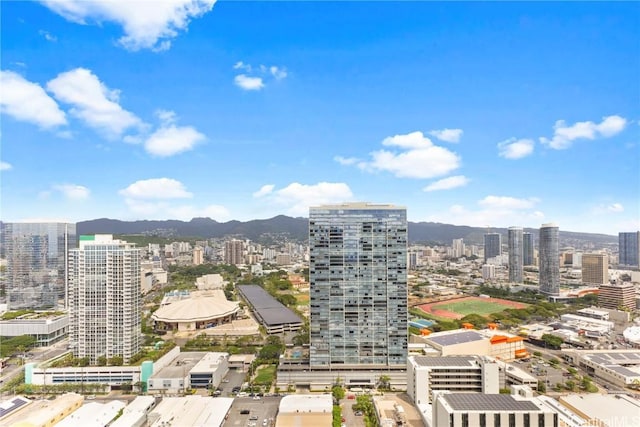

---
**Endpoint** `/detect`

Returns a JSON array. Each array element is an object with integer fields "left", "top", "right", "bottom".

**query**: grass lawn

[
  {"left": 254, "top": 365, "right": 276, "bottom": 385},
  {"left": 432, "top": 299, "right": 514, "bottom": 317}
]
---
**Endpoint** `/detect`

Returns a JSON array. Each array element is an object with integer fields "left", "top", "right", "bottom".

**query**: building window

[
  {"left": 480, "top": 413, "right": 486, "bottom": 427},
  {"left": 524, "top": 413, "right": 530, "bottom": 427},
  {"left": 495, "top": 413, "right": 501, "bottom": 427},
  {"left": 462, "top": 413, "right": 469, "bottom": 427},
  {"left": 509, "top": 413, "right": 516, "bottom": 427}
]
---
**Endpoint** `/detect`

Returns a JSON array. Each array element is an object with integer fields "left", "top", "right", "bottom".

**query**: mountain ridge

[{"left": 76, "top": 216, "right": 617, "bottom": 246}]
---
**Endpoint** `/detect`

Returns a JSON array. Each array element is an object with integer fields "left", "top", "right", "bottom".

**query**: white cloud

[
  {"left": 124, "top": 199, "right": 230, "bottom": 221},
  {"left": 429, "top": 128, "right": 463, "bottom": 143},
  {"left": 232, "top": 62, "right": 287, "bottom": 90},
  {"left": 0, "top": 161, "right": 13, "bottom": 171},
  {"left": 39, "top": 30, "right": 57, "bottom": 42},
  {"left": 40, "top": 0, "right": 216, "bottom": 51},
  {"left": 540, "top": 115, "right": 627, "bottom": 149},
  {"left": 357, "top": 131, "right": 460, "bottom": 179},
  {"left": 53, "top": 184, "right": 90, "bottom": 200},
  {"left": 233, "top": 61, "right": 251, "bottom": 72},
  {"left": 253, "top": 184, "right": 275, "bottom": 198},
  {"left": 261, "top": 182, "right": 353, "bottom": 216},
  {"left": 144, "top": 124, "right": 205, "bottom": 157},
  {"left": 497, "top": 138, "right": 534, "bottom": 159},
  {"left": 119, "top": 178, "right": 193, "bottom": 199},
  {"left": 382, "top": 131, "right": 433, "bottom": 149},
  {"left": 423, "top": 175, "right": 469, "bottom": 192},
  {"left": 270, "top": 66, "right": 287, "bottom": 80},
  {"left": 334, "top": 156, "right": 359, "bottom": 166},
  {"left": 424, "top": 196, "right": 544, "bottom": 228},
  {"left": 234, "top": 74, "right": 264, "bottom": 91},
  {"left": 607, "top": 203, "right": 624, "bottom": 213},
  {"left": 156, "top": 109, "right": 177, "bottom": 124},
  {"left": 478, "top": 195, "right": 539, "bottom": 210},
  {"left": 0, "top": 70, "right": 67, "bottom": 128},
  {"left": 593, "top": 202, "right": 625, "bottom": 214},
  {"left": 47, "top": 68, "right": 143, "bottom": 138}
]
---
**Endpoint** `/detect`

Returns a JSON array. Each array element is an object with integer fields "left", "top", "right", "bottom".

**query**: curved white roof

[
  {"left": 152, "top": 297, "right": 239, "bottom": 323},
  {"left": 623, "top": 326, "right": 640, "bottom": 344}
]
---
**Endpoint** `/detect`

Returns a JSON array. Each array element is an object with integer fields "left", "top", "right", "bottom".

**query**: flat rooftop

[
  {"left": 427, "top": 330, "right": 485, "bottom": 346},
  {"left": 149, "top": 396, "right": 233, "bottom": 427},
  {"left": 560, "top": 394, "right": 640, "bottom": 426},
  {"left": 411, "top": 355, "right": 479, "bottom": 367},
  {"left": 237, "top": 285, "right": 303, "bottom": 327},
  {"left": 190, "top": 352, "right": 227, "bottom": 374},
  {"left": 152, "top": 352, "right": 208, "bottom": 379},
  {"left": 441, "top": 393, "right": 541, "bottom": 412}
]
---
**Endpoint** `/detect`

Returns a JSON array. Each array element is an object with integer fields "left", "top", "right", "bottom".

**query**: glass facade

[
  {"left": 539, "top": 224, "right": 559, "bottom": 295},
  {"left": 619, "top": 231, "right": 640, "bottom": 268},
  {"left": 309, "top": 203, "right": 408, "bottom": 368},
  {"left": 68, "top": 235, "right": 141, "bottom": 364},
  {"left": 4, "top": 223, "right": 76, "bottom": 310},
  {"left": 508, "top": 227, "right": 523, "bottom": 283},
  {"left": 483, "top": 233, "right": 502, "bottom": 262},
  {"left": 523, "top": 232, "right": 534, "bottom": 266}
]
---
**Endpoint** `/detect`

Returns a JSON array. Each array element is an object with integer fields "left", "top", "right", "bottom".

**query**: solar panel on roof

[
  {"left": 442, "top": 393, "right": 540, "bottom": 412},
  {"left": 428, "top": 330, "right": 484, "bottom": 346},
  {"left": 0, "top": 398, "right": 29, "bottom": 418}
]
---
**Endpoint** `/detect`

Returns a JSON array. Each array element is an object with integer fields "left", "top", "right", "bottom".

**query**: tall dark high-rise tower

[
  {"left": 523, "top": 232, "right": 534, "bottom": 266},
  {"left": 309, "top": 203, "right": 408, "bottom": 369},
  {"left": 539, "top": 223, "right": 560, "bottom": 295},
  {"left": 508, "top": 227, "right": 523, "bottom": 283},
  {"left": 619, "top": 232, "right": 640, "bottom": 269},
  {"left": 483, "top": 233, "right": 502, "bottom": 262}
]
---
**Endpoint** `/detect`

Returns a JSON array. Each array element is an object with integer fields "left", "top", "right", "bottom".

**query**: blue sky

[{"left": 1, "top": 1, "right": 638, "bottom": 235}]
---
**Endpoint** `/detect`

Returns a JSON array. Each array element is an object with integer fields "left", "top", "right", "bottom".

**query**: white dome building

[{"left": 152, "top": 296, "right": 240, "bottom": 332}]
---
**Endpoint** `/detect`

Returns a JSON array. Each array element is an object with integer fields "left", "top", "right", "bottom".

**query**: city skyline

[{"left": 1, "top": 2, "right": 639, "bottom": 235}]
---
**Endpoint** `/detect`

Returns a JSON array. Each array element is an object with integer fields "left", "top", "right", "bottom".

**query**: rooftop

[
  {"left": 190, "top": 352, "right": 228, "bottom": 374},
  {"left": 55, "top": 401, "right": 126, "bottom": 427},
  {"left": 441, "top": 393, "right": 541, "bottom": 412},
  {"left": 411, "top": 355, "right": 479, "bottom": 367},
  {"left": 152, "top": 352, "right": 208, "bottom": 379},
  {"left": 237, "top": 285, "right": 303, "bottom": 327},
  {"left": 560, "top": 394, "right": 640, "bottom": 426},
  {"left": 152, "top": 296, "right": 239, "bottom": 323},
  {"left": 279, "top": 394, "right": 333, "bottom": 414},
  {"left": 427, "top": 330, "right": 485, "bottom": 346},
  {"left": 148, "top": 396, "right": 233, "bottom": 427}
]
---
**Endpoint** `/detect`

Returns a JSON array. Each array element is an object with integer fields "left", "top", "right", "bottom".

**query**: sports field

[{"left": 418, "top": 296, "right": 527, "bottom": 320}]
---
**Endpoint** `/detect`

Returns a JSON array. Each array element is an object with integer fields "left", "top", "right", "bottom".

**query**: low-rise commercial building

[
  {"left": 237, "top": 285, "right": 303, "bottom": 334},
  {"left": 276, "top": 394, "right": 333, "bottom": 427},
  {"left": 559, "top": 393, "right": 640, "bottom": 427},
  {"left": 110, "top": 396, "right": 156, "bottom": 427},
  {"left": 147, "top": 351, "right": 229, "bottom": 393},
  {"left": 55, "top": 400, "right": 126, "bottom": 427},
  {"left": 416, "top": 328, "right": 528, "bottom": 361},
  {"left": 0, "top": 393, "right": 83, "bottom": 427},
  {"left": 562, "top": 349, "right": 640, "bottom": 388},
  {"left": 147, "top": 396, "right": 233, "bottom": 427},
  {"left": 0, "top": 313, "right": 68, "bottom": 346}
]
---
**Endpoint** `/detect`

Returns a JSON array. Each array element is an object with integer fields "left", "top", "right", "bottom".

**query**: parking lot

[
  {"left": 217, "top": 369, "right": 248, "bottom": 397},
  {"left": 223, "top": 396, "right": 281, "bottom": 427},
  {"left": 516, "top": 357, "right": 568, "bottom": 390}
]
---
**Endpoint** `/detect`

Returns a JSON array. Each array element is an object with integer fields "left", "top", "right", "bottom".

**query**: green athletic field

[{"left": 432, "top": 298, "right": 519, "bottom": 317}]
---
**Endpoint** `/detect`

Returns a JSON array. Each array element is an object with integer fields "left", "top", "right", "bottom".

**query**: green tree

[
  {"left": 541, "top": 334, "right": 563, "bottom": 349},
  {"left": 332, "top": 385, "right": 345, "bottom": 400},
  {"left": 108, "top": 356, "right": 124, "bottom": 366}
]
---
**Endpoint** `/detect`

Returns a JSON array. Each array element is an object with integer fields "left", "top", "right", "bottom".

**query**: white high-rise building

[
  {"left": 452, "top": 238, "right": 465, "bottom": 258},
  {"left": 309, "top": 203, "right": 408, "bottom": 368},
  {"left": 68, "top": 235, "right": 141, "bottom": 364}
]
